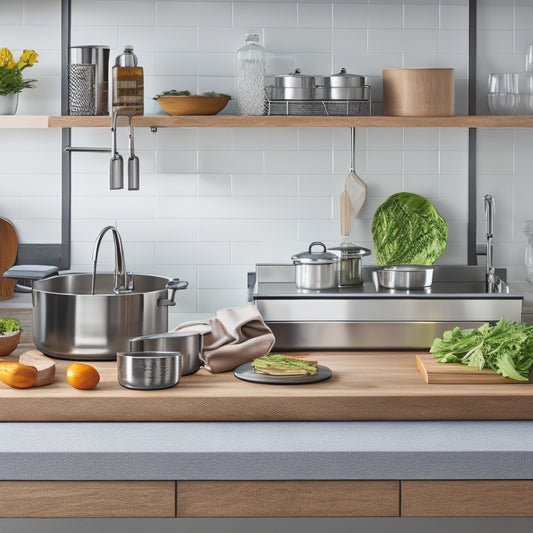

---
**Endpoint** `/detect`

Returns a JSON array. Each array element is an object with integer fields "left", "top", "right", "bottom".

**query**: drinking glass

[{"left": 487, "top": 73, "right": 519, "bottom": 114}]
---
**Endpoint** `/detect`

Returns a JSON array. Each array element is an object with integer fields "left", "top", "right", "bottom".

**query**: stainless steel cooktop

[{"left": 250, "top": 264, "right": 524, "bottom": 351}]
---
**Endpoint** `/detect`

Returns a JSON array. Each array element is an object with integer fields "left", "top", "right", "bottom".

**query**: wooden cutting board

[
  {"left": 415, "top": 353, "right": 528, "bottom": 384},
  {"left": 0, "top": 218, "right": 18, "bottom": 300}
]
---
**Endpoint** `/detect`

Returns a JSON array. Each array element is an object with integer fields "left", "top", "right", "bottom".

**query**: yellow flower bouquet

[{"left": 0, "top": 48, "right": 38, "bottom": 96}]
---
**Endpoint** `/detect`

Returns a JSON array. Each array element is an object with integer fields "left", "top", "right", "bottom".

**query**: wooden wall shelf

[{"left": 2, "top": 114, "right": 533, "bottom": 129}]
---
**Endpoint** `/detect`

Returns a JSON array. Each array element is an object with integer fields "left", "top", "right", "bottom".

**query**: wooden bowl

[
  {"left": 0, "top": 330, "right": 21, "bottom": 357},
  {"left": 157, "top": 96, "right": 230, "bottom": 116}
]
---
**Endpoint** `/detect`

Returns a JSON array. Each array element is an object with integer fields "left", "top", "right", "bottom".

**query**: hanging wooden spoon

[
  {"left": 340, "top": 190, "right": 354, "bottom": 238},
  {"left": 345, "top": 127, "right": 367, "bottom": 217}
]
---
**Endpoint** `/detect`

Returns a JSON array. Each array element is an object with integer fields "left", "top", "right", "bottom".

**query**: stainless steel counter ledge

[{"left": 1, "top": 420, "right": 532, "bottom": 481}]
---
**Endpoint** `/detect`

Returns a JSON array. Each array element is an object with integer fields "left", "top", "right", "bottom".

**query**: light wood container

[{"left": 383, "top": 68, "right": 455, "bottom": 116}]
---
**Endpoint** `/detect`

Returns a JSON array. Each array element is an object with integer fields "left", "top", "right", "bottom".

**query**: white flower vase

[{"left": 0, "top": 93, "right": 19, "bottom": 115}]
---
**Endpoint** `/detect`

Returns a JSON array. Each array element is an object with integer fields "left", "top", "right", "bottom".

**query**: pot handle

[{"left": 158, "top": 278, "right": 189, "bottom": 307}]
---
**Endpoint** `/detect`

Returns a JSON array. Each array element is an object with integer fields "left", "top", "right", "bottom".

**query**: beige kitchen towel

[{"left": 173, "top": 303, "right": 275, "bottom": 373}]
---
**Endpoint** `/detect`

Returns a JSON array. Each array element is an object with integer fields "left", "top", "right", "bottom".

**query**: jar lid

[
  {"left": 275, "top": 68, "right": 316, "bottom": 88},
  {"left": 292, "top": 241, "right": 337, "bottom": 264},
  {"left": 324, "top": 68, "right": 365, "bottom": 88}
]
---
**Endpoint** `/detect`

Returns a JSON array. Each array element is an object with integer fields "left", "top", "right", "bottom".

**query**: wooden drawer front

[
  {"left": 177, "top": 480, "right": 399, "bottom": 517},
  {"left": 402, "top": 480, "right": 533, "bottom": 517},
  {"left": 0, "top": 481, "right": 175, "bottom": 518}
]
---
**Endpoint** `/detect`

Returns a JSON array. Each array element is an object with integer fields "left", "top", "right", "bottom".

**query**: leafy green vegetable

[
  {"left": 430, "top": 318, "right": 533, "bottom": 381},
  {"left": 153, "top": 90, "right": 231, "bottom": 100},
  {"left": 371, "top": 192, "right": 448, "bottom": 266},
  {"left": 0, "top": 318, "right": 21, "bottom": 335}
]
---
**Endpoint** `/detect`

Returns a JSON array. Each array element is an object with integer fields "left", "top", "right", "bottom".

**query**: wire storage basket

[{"left": 264, "top": 86, "right": 371, "bottom": 116}]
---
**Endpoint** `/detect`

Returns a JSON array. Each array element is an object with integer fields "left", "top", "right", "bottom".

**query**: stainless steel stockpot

[
  {"left": 32, "top": 273, "right": 187, "bottom": 361},
  {"left": 272, "top": 68, "right": 315, "bottom": 100},
  {"left": 291, "top": 241, "right": 338, "bottom": 290},
  {"left": 328, "top": 243, "right": 372, "bottom": 286},
  {"left": 324, "top": 68, "right": 368, "bottom": 100},
  {"left": 117, "top": 351, "right": 182, "bottom": 390},
  {"left": 129, "top": 331, "right": 202, "bottom": 375}
]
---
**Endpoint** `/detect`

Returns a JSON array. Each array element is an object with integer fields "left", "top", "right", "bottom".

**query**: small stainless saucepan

[
  {"left": 117, "top": 351, "right": 183, "bottom": 390},
  {"left": 374, "top": 265, "right": 434, "bottom": 290},
  {"left": 129, "top": 331, "right": 202, "bottom": 375}
]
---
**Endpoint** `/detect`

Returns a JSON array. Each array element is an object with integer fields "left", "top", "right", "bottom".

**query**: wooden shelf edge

[{"left": 2, "top": 114, "right": 533, "bottom": 129}]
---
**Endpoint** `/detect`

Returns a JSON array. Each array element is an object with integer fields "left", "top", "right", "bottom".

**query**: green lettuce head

[{"left": 371, "top": 192, "right": 448, "bottom": 266}]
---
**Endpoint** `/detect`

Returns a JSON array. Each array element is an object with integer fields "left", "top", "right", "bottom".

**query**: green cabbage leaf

[
  {"left": 371, "top": 192, "right": 448, "bottom": 266},
  {"left": 430, "top": 318, "right": 533, "bottom": 382}
]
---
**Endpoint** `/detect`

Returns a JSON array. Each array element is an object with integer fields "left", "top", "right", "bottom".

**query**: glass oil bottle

[{"left": 112, "top": 45, "right": 144, "bottom": 116}]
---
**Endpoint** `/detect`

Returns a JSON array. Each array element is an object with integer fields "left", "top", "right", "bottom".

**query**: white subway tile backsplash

[
  {"left": 72, "top": 0, "right": 155, "bottom": 27},
  {"left": 157, "top": 149, "right": 198, "bottom": 174},
  {"left": 157, "top": 241, "right": 230, "bottom": 265},
  {"left": 264, "top": 29, "right": 332, "bottom": 54},
  {"left": 198, "top": 288, "right": 248, "bottom": 314},
  {"left": 198, "top": 149, "right": 262, "bottom": 174},
  {"left": 198, "top": 264, "right": 251, "bottom": 289},
  {"left": 298, "top": 3, "right": 332, "bottom": 29},
  {"left": 234, "top": 2, "right": 297, "bottom": 29},
  {"left": 232, "top": 174, "right": 298, "bottom": 196},
  {"left": 264, "top": 150, "right": 333, "bottom": 174},
  {"left": 4, "top": 0, "right": 531, "bottom": 319},
  {"left": 405, "top": 4, "right": 438, "bottom": 29},
  {"left": 198, "top": 218, "right": 297, "bottom": 242},
  {"left": 332, "top": 4, "right": 369, "bottom": 30},
  {"left": 368, "top": 3, "right": 404, "bottom": 29}
]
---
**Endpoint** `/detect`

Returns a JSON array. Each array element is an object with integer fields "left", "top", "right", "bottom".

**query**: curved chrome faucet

[{"left": 91, "top": 225, "right": 134, "bottom": 295}]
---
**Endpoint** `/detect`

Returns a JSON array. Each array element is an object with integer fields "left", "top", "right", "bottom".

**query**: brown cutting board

[
  {"left": 415, "top": 353, "right": 526, "bottom": 384},
  {"left": 0, "top": 218, "right": 18, "bottom": 300}
]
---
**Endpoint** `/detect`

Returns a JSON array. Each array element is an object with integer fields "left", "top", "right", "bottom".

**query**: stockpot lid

[
  {"left": 275, "top": 68, "right": 316, "bottom": 89},
  {"left": 329, "top": 242, "right": 372, "bottom": 259},
  {"left": 324, "top": 68, "right": 366, "bottom": 88},
  {"left": 292, "top": 241, "right": 338, "bottom": 264}
]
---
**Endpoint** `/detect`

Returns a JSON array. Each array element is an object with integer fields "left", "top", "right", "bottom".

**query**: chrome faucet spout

[
  {"left": 483, "top": 194, "right": 496, "bottom": 292},
  {"left": 91, "top": 225, "right": 134, "bottom": 295}
]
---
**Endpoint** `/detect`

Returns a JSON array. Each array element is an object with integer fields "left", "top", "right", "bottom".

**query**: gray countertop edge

[{"left": 1, "top": 420, "right": 532, "bottom": 481}]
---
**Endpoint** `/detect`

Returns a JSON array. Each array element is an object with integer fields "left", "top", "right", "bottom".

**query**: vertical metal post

[
  {"left": 60, "top": 0, "right": 71, "bottom": 269},
  {"left": 467, "top": 0, "right": 478, "bottom": 265}
]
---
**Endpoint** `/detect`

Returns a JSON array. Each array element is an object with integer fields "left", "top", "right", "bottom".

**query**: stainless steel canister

[
  {"left": 129, "top": 331, "right": 202, "bottom": 375},
  {"left": 291, "top": 241, "right": 338, "bottom": 290},
  {"left": 324, "top": 68, "right": 368, "bottom": 100},
  {"left": 328, "top": 243, "right": 371, "bottom": 286},
  {"left": 69, "top": 45, "right": 110, "bottom": 115},
  {"left": 272, "top": 68, "right": 316, "bottom": 100},
  {"left": 117, "top": 351, "right": 183, "bottom": 390}
]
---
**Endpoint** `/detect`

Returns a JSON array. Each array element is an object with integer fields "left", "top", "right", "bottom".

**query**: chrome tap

[
  {"left": 91, "top": 225, "right": 134, "bottom": 295},
  {"left": 483, "top": 194, "right": 496, "bottom": 293}
]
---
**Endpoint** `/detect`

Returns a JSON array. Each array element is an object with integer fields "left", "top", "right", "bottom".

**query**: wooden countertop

[{"left": 1, "top": 345, "right": 532, "bottom": 422}]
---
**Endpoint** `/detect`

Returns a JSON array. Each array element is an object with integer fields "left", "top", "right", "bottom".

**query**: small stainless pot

[
  {"left": 328, "top": 243, "right": 371, "bottom": 286},
  {"left": 375, "top": 265, "right": 434, "bottom": 290},
  {"left": 129, "top": 331, "right": 202, "bottom": 375},
  {"left": 272, "top": 68, "right": 315, "bottom": 100},
  {"left": 117, "top": 351, "right": 182, "bottom": 390},
  {"left": 324, "top": 68, "right": 368, "bottom": 100},
  {"left": 292, "top": 241, "right": 338, "bottom": 290}
]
